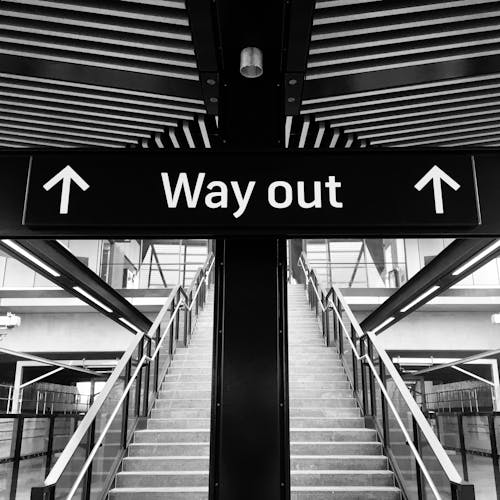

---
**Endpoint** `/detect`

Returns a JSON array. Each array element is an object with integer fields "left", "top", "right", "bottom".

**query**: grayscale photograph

[{"left": 0, "top": 1, "right": 498, "bottom": 500}]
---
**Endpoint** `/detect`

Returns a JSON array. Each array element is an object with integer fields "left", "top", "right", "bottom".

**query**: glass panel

[
  {"left": 0, "top": 418, "right": 15, "bottom": 499},
  {"left": 17, "top": 457, "right": 45, "bottom": 499},
  {"left": 0, "top": 462, "right": 13, "bottom": 499},
  {"left": 21, "top": 418, "right": 49, "bottom": 456},
  {"left": 462, "top": 415, "right": 497, "bottom": 499},
  {"left": 436, "top": 415, "right": 464, "bottom": 476},
  {"left": 385, "top": 377, "right": 420, "bottom": 500},
  {"left": 53, "top": 428, "right": 89, "bottom": 500}
]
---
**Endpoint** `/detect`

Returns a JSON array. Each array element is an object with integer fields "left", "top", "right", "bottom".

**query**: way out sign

[{"left": 23, "top": 151, "right": 480, "bottom": 233}]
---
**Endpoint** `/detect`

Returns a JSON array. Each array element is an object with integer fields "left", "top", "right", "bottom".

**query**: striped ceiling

[
  {"left": 2, "top": 0, "right": 500, "bottom": 150},
  {"left": 286, "top": 0, "right": 500, "bottom": 149},
  {"left": 0, "top": 0, "right": 215, "bottom": 149}
]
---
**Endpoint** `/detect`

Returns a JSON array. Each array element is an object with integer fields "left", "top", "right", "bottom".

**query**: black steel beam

[
  {"left": 303, "top": 54, "right": 500, "bottom": 101},
  {"left": 0, "top": 54, "right": 203, "bottom": 100},
  {"left": 284, "top": 0, "right": 315, "bottom": 115},
  {"left": 185, "top": 0, "right": 220, "bottom": 115},
  {"left": 361, "top": 238, "right": 499, "bottom": 335},
  {"left": 0, "top": 239, "right": 151, "bottom": 334}
]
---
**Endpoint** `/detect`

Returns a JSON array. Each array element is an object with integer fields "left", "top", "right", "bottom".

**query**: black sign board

[{"left": 22, "top": 151, "right": 479, "bottom": 232}]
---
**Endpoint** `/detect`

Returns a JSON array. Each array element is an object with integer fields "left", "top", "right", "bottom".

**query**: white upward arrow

[
  {"left": 414, "top": 165, "right": 461, "bottom": 215},
  {"left": 43, "top": 165, "right": 90, "bottom": 215}
]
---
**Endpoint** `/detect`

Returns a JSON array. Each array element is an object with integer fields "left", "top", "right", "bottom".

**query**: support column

[{"left": 210, "top": 238, "right": 289, "bottom": 500}]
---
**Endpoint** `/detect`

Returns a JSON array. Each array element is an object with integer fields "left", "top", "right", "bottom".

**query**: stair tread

[
  {"left": 110, "top": 487, "right": 207, "bottom": 492},
  {"left": 291, "top": 486, "right": 400, "bottom": 491}
]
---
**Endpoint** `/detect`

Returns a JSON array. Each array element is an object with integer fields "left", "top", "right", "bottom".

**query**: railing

[
  {"left": 299, "top": 252, "right": 475, "bottom": 500},
  {"left": 1, "top": 384, "right": 92, "bottom": 415},
  {"left": 424, "top": 386, "right": 495, "bottom": 413},
  {"left": 0, "top": 413, "right": 83, "bottom": 500},
  {"left": 30, "top": 253, "right": 214, "bottom": 500},
  {"left": 425, "top": 410, "right": 500, "bottom": 498}
]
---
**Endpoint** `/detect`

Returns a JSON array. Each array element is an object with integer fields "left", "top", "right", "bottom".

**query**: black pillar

[
  {"left": 210, "top": 238, "right": 289, "bottom": 500},
  {"left": 209, "top": 1, "right": 288, "bottom": 498}
]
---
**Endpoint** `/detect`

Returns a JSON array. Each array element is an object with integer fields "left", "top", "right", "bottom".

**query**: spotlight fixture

[{"left": 240, "top": 47, "right": 263, "bottom": 79}]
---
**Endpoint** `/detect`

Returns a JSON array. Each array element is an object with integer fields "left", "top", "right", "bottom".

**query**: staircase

[
  {"left": 288, "top": 284, "right": 402, "bottom": 500},
  {"left": 109, "top": 291, "right": 214, "bottom": 500}
]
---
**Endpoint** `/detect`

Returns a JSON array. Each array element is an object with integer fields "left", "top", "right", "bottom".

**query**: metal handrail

[
  {"left": 299, "top": 253, "right": 470, "bottom": 498},
  {"left": 42, "top": 253, "right": 214, "bottom": 494},
  {"left": 65, "top": 299, "right": 184, "bottom": 499}
]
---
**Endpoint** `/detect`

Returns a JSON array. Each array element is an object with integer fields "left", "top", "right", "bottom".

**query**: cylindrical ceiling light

[{"left": 240, "top": 47, "right": 263, "bottom": 79}]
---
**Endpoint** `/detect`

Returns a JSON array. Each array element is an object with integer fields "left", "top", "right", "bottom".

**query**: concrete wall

[
  {"left": 1, "top": 312, "right": 135, "bottom": 353},
  {"left": 377, "top": 310, "right": 500, "bottom": 352}
]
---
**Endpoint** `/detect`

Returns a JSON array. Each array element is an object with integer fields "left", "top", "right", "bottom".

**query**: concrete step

[
  {"left": 163, "top": 375, "right": 214, "bottom": 383},
  {"left": 116, "top": 471, "right": 208, "bottom": 488},
  {"left": 291, "top": 455, "right": 388, "bottom": 471},
  {"left": 290, "top": 429, "right": 377, "bottom": 442},
  {"left": 291, "top": 470, "right": 395, "bottom": 487},
  {"left": 290, "top": 390, "right": 353, "bottom": 398},
  {"left": 290, "top": 398, "right": 356, "bottom": 408},
  {"left": 288, "top": 382, "right": 351, "bottom": 390},
  {"left": 290, "top": 442, "right": 382, "bottom": 455},
  {"left": 162, "top": 382, "right": 212, "bottom": 391},
  {"left": 158, "top": 390, "right": 211, "bottom": 400},
  {"left": 290, "top": 486, "right": 401, "bottom": 499},
  {"left": 134, "top": 430, "right": 209, "bottom": 443},
  {"left": 122, "top": 457, "right": 209, "bottom": 472},
  {"left": 109, "top": 487, "right": 207, "bottom": 499},
  {"left": 167, "top": 368, "right": 213, "bottom": 375},
  {"left": 289, "top": 375, "right": 349, "bottom": 382},
  {"left": 155, "top": 399, "right": 211, "bottom": 409},
  {"left": 128, "top": 443, "right": 210, "bottom": 457},
  {"left": 290, "top": 412, "right": 362, "bottom": 421},
  {"left": 147, "top": 419, "right": 210, "bottom": 430},
  {"left": 151, "top": 409, "right": 211, "bottom": 419}
]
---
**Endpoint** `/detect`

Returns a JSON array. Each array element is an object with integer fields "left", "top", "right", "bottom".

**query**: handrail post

[
  {"left": 379, "top": 361, "right": 390, "bottom": 449},
  {"left": 367, "top": 338, "right": 377, "bottom": 417},
  {"left": 336, "top": 295, "right": 343, "bottom": 359},
  {"left": 45, "top": 415, "right": 55, "bottom": 475},
  {"left": 188, "top": 290, "right": 193, "bottom": 341},
  {"left": 169, "top": 297, "right": 176, "bottom": 357},
  {"left": 324, "top": 301, "right": 330, "bottom": 347},
  {"left": 154, "top": 327, "right": 160, "bottom": 394},
  {"left": 332, "top": 294, "right": 338, "bottom": 345},
  {"left": 174, "top": 291, "right": 180, "bottom": 343},
  {"left": 121, "top": 360, "right": 131, "bottom": 449},
  {"left": 82, "top": 380, "right": 96, "bottom": 500},
  {"left": 360, "top": 339, "right": 368, "bottom": 416},
  {"left": 143, "top": 337, "right": 151, "bottom": 417},
  {"left": 488, "top": 414, "right": 500, "bottom": 497},
  {"left": 10, "top": 415, "right": 23, "bottom": 500},
  {"left": 195, "top": 275, "right": 200, "bottom": 315},
  {"left": 458, "top": 414, "right": 468, "bottom": 481},
  {"left": 350, "top": 325, "right": 358, "bottom": 395},
  {"left": 135, "top": 339, "right": 144, "bottom": 417},
  {"left": 183, "top": 300, "right": 189, "bottom": 347},
  {"left": 412, "top": 417, "right": 427, "bottom": 500},
  {"left": 450, "top": 482, "right": 476, "bottom": 500}
]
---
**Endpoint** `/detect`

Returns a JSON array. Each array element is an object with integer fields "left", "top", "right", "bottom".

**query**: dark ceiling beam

[
  {"left": 283, "top": 0, "right": 315, "bottom": 116},
  {"left": 0, "top": 239, "right": 151, "bottom": 334},
  {"left": 185, "top": 0, "right": 220, "bottom": 116},
  {"left": 361, "top": 238, "right": 499, "bottom": 335},
  {"left": 0, "top": 53, "right": 203, "bottom": 100},
  {"left": 303, "top": 53, "right": 500, "bottom": 101}
]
